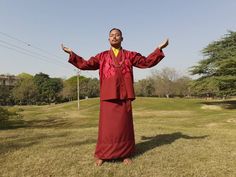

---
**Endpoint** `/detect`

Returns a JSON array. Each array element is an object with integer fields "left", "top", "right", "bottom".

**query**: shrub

[{"left": 0, "top": 107, "right": 10, "bottom": 121}]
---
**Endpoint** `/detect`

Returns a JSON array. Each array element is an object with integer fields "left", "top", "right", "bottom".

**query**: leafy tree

[
  {"left": 61, "top": 76, "right": 77, "bottom": 101},
  {"left": 190, "top": 31, "right": 236, "bottom": 98},
  {"left": 33, "top": 73, "right": 63, "bottom": 104},
  {"left": 134, "top": 78, "right": 155, "bottom": 97},
  {"left": 17, "top": 73, "right": 33, "bottom": 80},
  {"left": 12, "top": 77, "right": 38, "bottom": 105},
  {"left": 61, "top": 75, "right": 99, "bottom": 101},
  {"left": 0, "top": 86, "right": 14, "bottom": 105},
  {"left": 174, "top": 76, "right": 192, "bottom": 97},
  {"left": 86, "top": 78, "right": 100, "bottom": 98},
  {"left": 33, "top": 73, "right": 50, "bottom": 103},
  {"left": 80, "top": 76, "right": 99, "bottom": 99},
  {"left": 47, "top": 78, "right": 63, "bottom": 103}
]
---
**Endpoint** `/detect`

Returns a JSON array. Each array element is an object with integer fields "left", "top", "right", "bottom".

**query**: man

[{"left": 62, "top": 28, "right": 169, "bottom": 166}]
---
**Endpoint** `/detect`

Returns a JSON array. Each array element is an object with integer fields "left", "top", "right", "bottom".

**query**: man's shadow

[{"left": 135, "top": 132, "right": 208, "bottom": 157}]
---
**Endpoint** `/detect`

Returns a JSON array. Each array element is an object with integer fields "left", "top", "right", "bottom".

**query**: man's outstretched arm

[
  {"left": 61, "top": 44, "right": 99, "bottom": 70},
  {"left": 131, "top": 39, "right": 169, "bottom": 68}
]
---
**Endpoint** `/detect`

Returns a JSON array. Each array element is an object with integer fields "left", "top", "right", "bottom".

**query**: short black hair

[{"left": 109, "top": 28, "right": 122, "bottom": 36}]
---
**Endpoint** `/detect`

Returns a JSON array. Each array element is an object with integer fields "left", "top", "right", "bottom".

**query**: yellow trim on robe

[{"left": 112, "top": 47, "right": 120, "bottom": 57}]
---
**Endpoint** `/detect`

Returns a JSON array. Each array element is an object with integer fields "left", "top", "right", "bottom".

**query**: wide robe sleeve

[
  {"left": 68, "top": 52, "right": 100, "bottom": 70},
  {"left": 131, "top": 48, "right": 165, "bottom": 68}
]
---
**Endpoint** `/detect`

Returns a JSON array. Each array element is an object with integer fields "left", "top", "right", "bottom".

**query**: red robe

[{"left": 68, "top": 48, "right": 165, "bottom": 159}]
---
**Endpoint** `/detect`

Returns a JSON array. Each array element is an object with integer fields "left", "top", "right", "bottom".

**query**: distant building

[{"left": 0, "top": 74, "right": 19, "bottom": 86}]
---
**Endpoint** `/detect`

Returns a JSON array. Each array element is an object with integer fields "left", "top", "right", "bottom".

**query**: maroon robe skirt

[{"left": 95, "top": 99, "right": 135, "bottom": 159}]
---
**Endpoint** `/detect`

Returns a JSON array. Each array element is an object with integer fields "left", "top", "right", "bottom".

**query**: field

[{"left": 0, "top": 98, "right": 236, "bottom": 177}]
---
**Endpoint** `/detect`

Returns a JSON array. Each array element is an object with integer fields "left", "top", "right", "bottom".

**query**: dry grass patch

[
  {"left": 134, "top": 110, "right": 195, "bottom": 117},
  {"left": 201, "top": 105, "right": 223, "bottom": 110}
]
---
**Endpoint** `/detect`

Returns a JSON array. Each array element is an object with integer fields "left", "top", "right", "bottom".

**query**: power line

[
  {"left": 0, "top": 31, "right": 31, "bottom": 46},
  {"left": 0, "top": 31, "right": 99, "bottom": 79},
  {"left": 0, "top": 41, "right": 98, "bottom": 79},
  {"left": 0, "top": 43, "right": 97, "bottom": 79},
  {"left": 0, "top": 31, "right": 64, "bottom": 61},
  {"left": 0, "top": 31, "right": 73, "bottom": 71},
  {"left": 0, "top": 43, "right": 71, "bottom": 72},
  {"left": 0, "top": 39, "right": 67, "bottom": 66}
]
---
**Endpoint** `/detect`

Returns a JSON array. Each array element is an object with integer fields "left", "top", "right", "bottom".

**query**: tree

[
  {"left": 61, "top": 76, "right": 77, "bottom": 101},
  {"left": 79, "top": 76, "right": 99, "bottom": 99},
  {"left": 33, "top": 73, "right": 63, "bottom": 104},
  {"left": 12, "top": 77, "right": 38, "bottom": 105},
  {"left": 174, "top": 76, "right": 192, "bottom": 97},
  {"left": 47, "top": 78, "right": 63, "bottom": 103},
  {"left": 86, "top": 78, "right": 100, "bottom": 98},
  {"left": 0, "top": 85, "right": 14, "bottom": 105},
  {"left": 134, "top": 78, "right": 155, "bottom": 97},
  {"left": 190, "top": 31, "right": 236, "bottom": 98},
  {"left": 61, "top": 75, "right": 99, "bottom": 101},
  {"left": 151, "top": 67, "right": 180, "bottom": 98},
  {"left": 134, "top": 67, "right": 192, "bottom": 98},
  {"left": 17, "top": 73, "right": 33, "bottom": 80}
]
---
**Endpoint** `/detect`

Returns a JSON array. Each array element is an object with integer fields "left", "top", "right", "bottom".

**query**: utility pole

[{"left": 77, "top": 69, "right": 80, "bottom": 110}]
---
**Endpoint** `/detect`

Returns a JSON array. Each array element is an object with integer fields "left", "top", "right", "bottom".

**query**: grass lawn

[{"left": 0, "top": 98, "right": 236, "bottom": 177}]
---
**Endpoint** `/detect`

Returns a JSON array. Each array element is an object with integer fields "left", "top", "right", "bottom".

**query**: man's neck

[{"left": 111, "top": 44, "right": 121, "bottom": 49}]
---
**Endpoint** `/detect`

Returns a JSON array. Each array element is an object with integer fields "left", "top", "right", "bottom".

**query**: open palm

[{"left": 61, "top": 44, "right": 72, "bottom": 54}]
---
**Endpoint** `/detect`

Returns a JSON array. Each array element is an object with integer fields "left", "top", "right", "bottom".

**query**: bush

[
  {"left": 0, "top": 107, "right": 24, "bottom": 129},
  {"left": 0, "top": 107, "right": 10, "bottom": 121}
]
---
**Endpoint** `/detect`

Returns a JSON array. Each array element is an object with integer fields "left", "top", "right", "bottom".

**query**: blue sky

[{"left": 0, "top": 0, "right": 236, "bottom": 81}]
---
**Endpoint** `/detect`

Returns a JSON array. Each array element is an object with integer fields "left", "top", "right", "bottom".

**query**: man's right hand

[{"left": 61, "top": 43, "right": 72, "bottom": 54}]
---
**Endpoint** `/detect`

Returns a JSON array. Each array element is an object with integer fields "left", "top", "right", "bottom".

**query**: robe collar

[
  {"left": 109, "top": 47, "right": 125, "bottom": 67},
  {"left": 112, "top": 47, "right": 120, "bottom": 57}
]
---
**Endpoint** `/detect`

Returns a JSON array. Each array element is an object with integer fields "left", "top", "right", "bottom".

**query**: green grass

[{"left": 0, "top": 97, "right": 236, "bottom": 177}]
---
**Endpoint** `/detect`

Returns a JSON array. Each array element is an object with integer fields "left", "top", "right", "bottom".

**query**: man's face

[{"left": 109, "top": 29, "right": 123, "bottom": 47}]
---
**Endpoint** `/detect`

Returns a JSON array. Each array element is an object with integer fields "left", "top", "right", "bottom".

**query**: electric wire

[
  {"left": 0, "top": 43, "right": 71, "bottom": 72},
  {"left": 0, "top": 31, "right": 99, "bottom": 78},
  {"left": 0, "top": 31, "right": 64, "bottom": 61},
  {"left": 0, "top": 39, "right": 66, "bottom": 66}
]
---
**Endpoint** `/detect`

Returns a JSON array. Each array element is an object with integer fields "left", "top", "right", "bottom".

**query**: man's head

[{"left": 108, "top": 28, "right": 123, "bottom": 48}]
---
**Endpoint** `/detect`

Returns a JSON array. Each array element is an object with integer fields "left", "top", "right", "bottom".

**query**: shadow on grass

[
  {"left": 135, "top": 132, "right": 208, "bottom": 157},
  {"left": 0, "top": 133, "right": 68, "bottom": 155},
  {"left": 0, "top": 116, "right": 72, "bottom": 130},
  {"left": 201, "top": 100, "right": 236, "bottom": 109},
  {"left": 0, "top": 108, "right": 26, "bottom": 130},
  {"left": 25, "top": 116, "right": 71, "bottom": 128},
  {"left": 53, "top": 138, "right": 97, "bottom": 148},
  {"left": 0, "top": 119, "right": 27, "bottom": 130}
]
